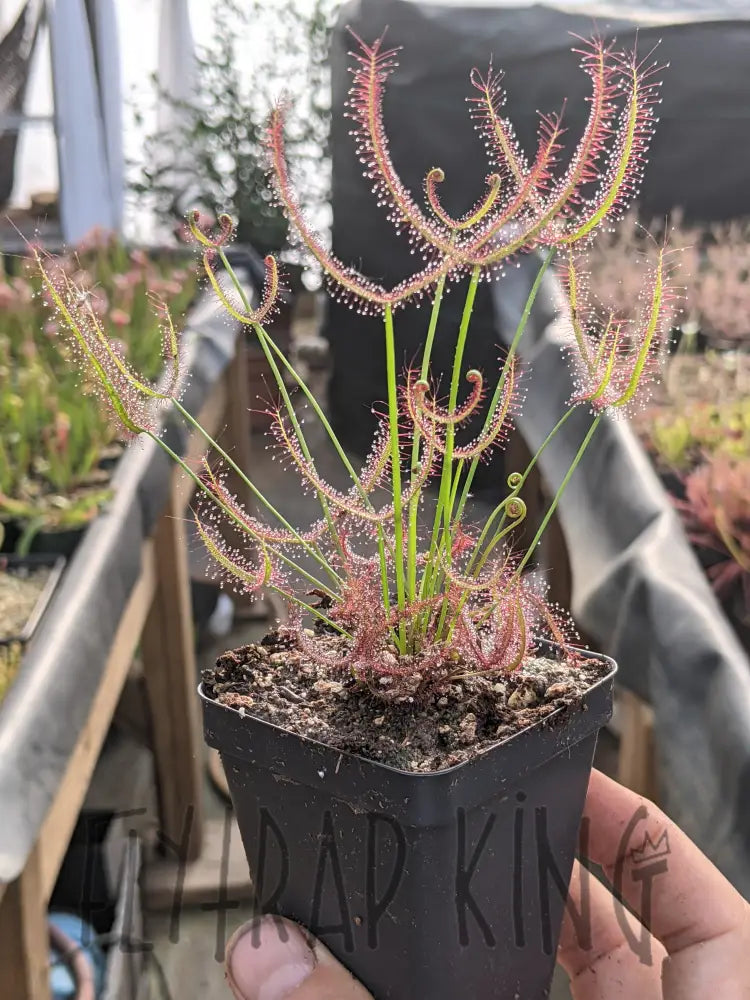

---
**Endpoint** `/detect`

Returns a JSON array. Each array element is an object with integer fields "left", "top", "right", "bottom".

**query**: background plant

[
  {"left": 44, "top": 34, "right": 677, "bottom": 698},
  {"left": 133, "top": 0, "right": 339, "bottom": 254},
  {"left": 677, "top": 455, "right": 750, "bottom": 614},
  {"left": 0, "top": 232, "right": 195, "bottom": 545},
  {"left": 639, "top": 394, "right": 750, "bottom": 472}
]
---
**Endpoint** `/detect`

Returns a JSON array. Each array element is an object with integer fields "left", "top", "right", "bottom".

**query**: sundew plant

[{"left": 38, "top": 34, "right": 678, "bottom": 698}]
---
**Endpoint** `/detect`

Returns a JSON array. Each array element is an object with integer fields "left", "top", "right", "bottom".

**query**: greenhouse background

[{"left": 1, "top": 1, "right": 749, "bottom": 998}]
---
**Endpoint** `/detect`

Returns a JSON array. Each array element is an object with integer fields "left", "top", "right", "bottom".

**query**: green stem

[
  {"left": 220, "top": 250, "right": 369, "bottom": 498},
  {"left": 491, "top": 405, "right": 577, "bottom": 541},
  {"left": 444, "top": 514, "right": 523, "bottom": 642},
  {"left": 441, "top": 267, "right": 481, "bottom": 538},
  {"left": 407, "top": 274, "right": 447, "bottom": 608},
  {"left": 454, "top": 250, "right": 555, "bottom": 529},
  {"left": 254, "top": 319, "right": 393, "bottom": 623},
  {"left": 253, "top": 322, "right": 371, "bottom": 502},
  {"left": 216, "top": 250, "right": 345, "bottom": 561},
  {"left": 145, "top": 429, "right": 340, "bottom": 608},
  {"left": 471, "top": 516, "right": 525, "bottom": 578},
  {"left": 218, "top": 250, "right": 392, "bottom": 617},
  {"left": 172, "top": 398, "right": 340, "bottom": 584},
  {"left": 444, "top": 405, "right": 579, "bottom": 640},
  {"left": 457, "top": 407, "right": 577, "bottom": 582},
  {"left": 420, "top": 267, "right": 481, "bottom": 611},
  {"left": 384, "top": 304, "right": 406, "bottom": 651},
  {"left": 514, "top": 413, "right": 602, "bottom": 579},
  {"left": 276, "top": 585, "right": 349, "bottom": 636}
]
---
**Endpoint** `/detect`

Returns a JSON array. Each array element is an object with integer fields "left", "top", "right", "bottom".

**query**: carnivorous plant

[{"left": 38, "top": 34, "right": 679, "bottom": 697}]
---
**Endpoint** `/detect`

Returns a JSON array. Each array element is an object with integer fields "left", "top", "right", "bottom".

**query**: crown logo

[{"left": 630, "top": 829, "right": 671, "bottom": 866}]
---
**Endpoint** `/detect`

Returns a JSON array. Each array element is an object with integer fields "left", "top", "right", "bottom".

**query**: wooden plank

[
  {"left": 0, "top": 847, "right": 51, "bottom": 1000},
  {"left": 141, "top": 475, "right": 205, "bottom": 864},
  {"left": 617, "top": 688, "right": 658, "bottom": 802},
  {"left": 38, "top": 542, "right": 157, "bottom": 899},
  {"left": 0, "top": 359, "right": 242, "bottom": 999}
]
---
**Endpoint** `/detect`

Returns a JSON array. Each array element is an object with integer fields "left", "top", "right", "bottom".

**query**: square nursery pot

[{"left": 200, "top": 647, "right": 615, "bottom": 1000}]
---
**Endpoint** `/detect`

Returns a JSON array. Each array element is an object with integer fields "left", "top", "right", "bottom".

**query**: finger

[
  {"left": 226, "top": 915, "right": 373, "bottom": 1000},
  {"left": 558, "top": 860, "right": 664, "bottom": 1000},
  {"left": 584, "top": 770, "right": 750, "bottom": 998}
]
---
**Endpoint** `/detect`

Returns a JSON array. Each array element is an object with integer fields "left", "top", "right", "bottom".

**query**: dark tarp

[{"left": 324, "top": 0, "right": 750, "bottom": 891}]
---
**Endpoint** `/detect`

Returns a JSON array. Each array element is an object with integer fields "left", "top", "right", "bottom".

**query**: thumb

[{"left": 226, "top": 915, "right": 374, "bottom": 1000}]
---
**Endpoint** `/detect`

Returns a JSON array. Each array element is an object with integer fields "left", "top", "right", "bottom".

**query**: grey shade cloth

[
  {"left": 324, "top": 1, "right": 750, "bottom": 891},
  {"left": 0, "top": 272, "right": 251, "bottom": 886}
]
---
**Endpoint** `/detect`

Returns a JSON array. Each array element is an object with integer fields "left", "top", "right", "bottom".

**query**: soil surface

[
  {"left": 0, "top": 566, "right": 51, "bottom": 640},
  {"left": 202, "top": 634, "right": 610, "bottom": 772}
]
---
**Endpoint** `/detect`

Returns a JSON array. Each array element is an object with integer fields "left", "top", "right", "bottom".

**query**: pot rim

[{"left": 200, "top": 644, "right": 617, "bottom": 780}]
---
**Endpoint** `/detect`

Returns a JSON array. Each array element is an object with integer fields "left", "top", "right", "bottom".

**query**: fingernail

[{"left": 227, "top": 916, "right": 316, "bottom": 1000}]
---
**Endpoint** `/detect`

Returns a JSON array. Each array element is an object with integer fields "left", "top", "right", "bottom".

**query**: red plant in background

[{"left": 677, "top": 457, "right": 750, "bottom": 611}]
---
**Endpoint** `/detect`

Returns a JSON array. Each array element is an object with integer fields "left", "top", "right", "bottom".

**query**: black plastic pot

[
  {"left": 201, "top": 649, "right": 615, "bottom": 1000},
  {"left": 0, "top": 520, "right": 19, "bottom": 553},
  {"left": 27, "top": 525, "right": 87, "bottom": 558},
  {"left": 1, "top": 518, "right": 92, "bottom": 557}
]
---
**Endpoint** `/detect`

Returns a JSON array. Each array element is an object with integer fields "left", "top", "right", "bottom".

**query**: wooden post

[
  {"left": 0, "top": 849, "right": 50, "bottom": 1000},
  {"left": 141, "top": 476, "right": 205, "bottom": 863},
  {"left": 617, "top": 688, "right": 658, "bottom": 802}
]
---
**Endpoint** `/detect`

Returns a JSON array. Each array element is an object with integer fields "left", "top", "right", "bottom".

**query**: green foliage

[
  {"left": 133, "top": 0, "right": 339, "bottom": 253},
  {"left": 640, "top": 388, "right": 750, "bottom": 472},
  {"left": 0, "top": 233, "right": 195, "bottom": 540},
  {"left": 678, "top": 454, "right": 750, "bottom": 609}
]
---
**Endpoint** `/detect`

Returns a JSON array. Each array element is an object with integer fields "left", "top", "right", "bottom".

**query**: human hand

[
  {"left": 225, "top": 770, "right": 750, "bottom": 999},
  {"left": 225, "top": 916, "right": 370, "bottom": 1000},
  {"left": 558, "top": 769, "right": 750, "bottom": 998}
]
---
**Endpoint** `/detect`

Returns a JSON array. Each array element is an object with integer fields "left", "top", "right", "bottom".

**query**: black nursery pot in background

[
  {"left": 28, "top": 524, "right": 87, "bottom": 558},
  {"left": 1, "top": 521, "right": 87, "bottom": 558},
  {"left": 201, "top": 651, "right": 615, "bottom": 1000}
]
